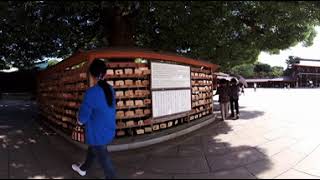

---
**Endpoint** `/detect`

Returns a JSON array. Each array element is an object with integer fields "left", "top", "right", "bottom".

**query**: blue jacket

[{"left": 78, "top": 84, "right": 116, "bottom": 145}]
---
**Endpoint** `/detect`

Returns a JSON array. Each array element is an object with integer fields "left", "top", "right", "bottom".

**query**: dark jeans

[
  {"left": 230, "top": 97, "right": 239, "bottom": 116},
  {"left": 80, "top": 145, "right": 116, "bottom": 179}
]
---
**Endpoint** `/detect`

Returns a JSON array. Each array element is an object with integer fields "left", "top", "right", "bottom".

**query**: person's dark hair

[
  {"left": 89, "top": 59, "right": 114, "bottom": 107},
  {"left": 231, "top": 78, "right": 237, "bottom": 84},
  {"left": 220, "top": 79, "right": 227, "bottom": 84}
]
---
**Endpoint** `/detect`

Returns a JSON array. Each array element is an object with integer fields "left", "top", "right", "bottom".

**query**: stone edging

[{"left": 41, "top": 114, "right": 217, "bottom": 152}]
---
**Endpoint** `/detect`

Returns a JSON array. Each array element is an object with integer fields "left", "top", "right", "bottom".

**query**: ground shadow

[
  {"left": 213, "top": 100, "right": 265, "bottom": 121},
  {"left": 0, "top": 99, "right": 272, "bottom": 179},
  {"left": 111, "top": 119, "right": 272, "bottom": 179},
  {"left": 0, "top": 100, "right": 105, "bottom": 179},
  {"left": 213, "top": 100, "right": 247, "bottom": 109},
  {"left": 238, "top": 110, "right": 265, "bottom": 120},
  {"left": 214, "top": 109, "right": 265, "bottom": 121}
]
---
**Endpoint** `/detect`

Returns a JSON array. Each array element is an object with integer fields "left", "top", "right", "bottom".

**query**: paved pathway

[{"left": 1, "top": 88, "right": 320, "bottom": 179}]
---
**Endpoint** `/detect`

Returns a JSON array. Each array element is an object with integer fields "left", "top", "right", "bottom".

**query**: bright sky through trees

[{"left": 259, "top": 26, "right": 320, "bottom": 68}]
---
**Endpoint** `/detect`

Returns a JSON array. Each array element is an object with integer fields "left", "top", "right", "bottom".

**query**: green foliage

[
  {"left": 286, "top": 56, "right": 301, "bottom": 69},
  {"left": 47, "top": 59, "right": 59, "bottom": 67},
  {"left": 254, "top": 63, "right": 272, "bottom": 74},
  {"left": 0, "top": 60, "right": 10, "bottom": 70},
  {"left": 271, "top": 66, "right": 284, "bottom": 78},
  {"left": 229, "top": 64, "right": 255, "bottom": 78},
  {"left": 1, "top": 1, "right": 320, "bottom": 69},
  {"left": 231, "top": 63, "right": 283, "bottom": 78}
]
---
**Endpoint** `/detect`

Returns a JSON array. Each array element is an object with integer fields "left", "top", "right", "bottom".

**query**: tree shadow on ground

[
  {"left": 214, "top": 109, "right": 265, "bottom": 121},
  {"left": 0, "top": 100, "right": 272, "bottom": 179},
  {"left": 213, "top": 100, "right": 265, "bottom": 121},
  {"left": 111, "top": 120, "right": 272, "bottom": 179},
  {"left": 213, "top": 100, "right": 247, "bottom": 110},
  {"left": 239, "top": 110, "right": 265, "bottom": 120},
  {"left": 0, "top": 100, "right": 104, "bottom": 179}
]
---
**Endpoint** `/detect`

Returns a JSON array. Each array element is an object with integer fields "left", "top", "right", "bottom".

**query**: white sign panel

[
  {"left": 152, "top": 89, "right": 191, "bottom": 118},
  {"left": 151, "top": 62, "right": 190, "bottom": 89}
]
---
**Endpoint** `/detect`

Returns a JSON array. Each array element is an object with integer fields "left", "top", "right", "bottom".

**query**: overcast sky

[{"left": 258, "top": 26, "right": 320, "bottom": 68}]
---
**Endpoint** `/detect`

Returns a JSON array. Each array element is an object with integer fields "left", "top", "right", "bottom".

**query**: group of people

[{"left": 214, "top": 78, "right": 243, "bottom": 121}]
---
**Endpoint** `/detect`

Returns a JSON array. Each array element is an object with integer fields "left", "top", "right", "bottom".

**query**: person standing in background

[
  {"left": 229, "top": 78, "right": 240, "bottom": 120},
  {"left": 214, "top": 79, "right": 230, "bottom": 121},
  {"left": 239, "top": 83, "right": 245, "bottom": 96}
]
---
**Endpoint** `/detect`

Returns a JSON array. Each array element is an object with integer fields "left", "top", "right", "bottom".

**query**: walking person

[
  {"left": 239, "top": 83, "right": 245, "bottom": 96},
  {"left": 229, "top": 78, "right": 240, "bottom": 120},
  {"left": 72, "top": 59, "right": 117, "bottom": 179},
  {"left": 214, "top": 79, "right": 230, "bottom": 121},
  {"left": 254, "top": 82, "right": 257, "bottom": 92}
]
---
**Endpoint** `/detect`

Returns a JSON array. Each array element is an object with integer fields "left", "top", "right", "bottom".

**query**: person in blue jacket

[{"left": 72, "top": 59, "right": 116, "bottom": 179}]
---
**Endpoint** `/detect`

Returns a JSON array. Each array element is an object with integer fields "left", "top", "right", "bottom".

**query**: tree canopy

[
  {"left": 286, "top": 56, "right": 301, "bottom": 69},
  {"left": 1, "top": 1, "right": 320, "bottom": 70},
  {"left": 254, "top": 63, "right": 272, "bottom": 74},
  {"left": 47, "top": 59, "right": 59, "bottom": 67},
  {"left": 0, "top": 60, "right": 9, "bottom": 70},
  {"left": 230, "top": 62, "right": 284, "bottom": 78},
  {"left": 229, "top": 64, "right": 255, "bottom": 78},
  {"left": 271, "top": 66, "right": 284, "bottom": 78}
]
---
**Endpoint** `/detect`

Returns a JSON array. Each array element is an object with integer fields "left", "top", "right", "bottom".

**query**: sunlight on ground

[
  {"left": 132, "top": 171, "right": 145, "bottom": 177},
  {"left": 11, "top": 162, "right": 24, "bottom": 168},
  {"left": 28, "top": 176, "right": 65, "bottom": 179},
  {"left": 28, "top": 138, "right": 37, "bottom": 143}
]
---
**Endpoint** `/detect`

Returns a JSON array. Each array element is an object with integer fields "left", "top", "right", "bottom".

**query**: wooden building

[
  {"left": 247, "top": 77, "right": 295, "bottom": 88},
  {"left": 291, "top": 64, "right": 320, "bottom": 87},
  {"left": 37, "top": 47, "right": 218, "bottom": 144}
]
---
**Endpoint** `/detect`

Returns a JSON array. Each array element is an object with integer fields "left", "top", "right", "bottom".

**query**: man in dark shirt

[
  {"left": 215, "top": 79, "right": 230, "bottom": 121},
  {"left": 229, "top": 78, "right": 240, "bottom": 120}
]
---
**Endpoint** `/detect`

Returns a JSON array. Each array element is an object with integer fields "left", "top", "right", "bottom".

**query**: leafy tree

[
  {"left": 284, "top": 55, "right": 300, "bottom": 76},
  {"left": 271, "top": 66, "right": 284, "bottom": 78},
  {"left": 286, "top": 56, "right": 301, "bottom": 69},
  {"left": 1, "top": 1, "right": 320, "bottom": 69},
  {"left": 254, "top": 63, "right": 272, "bottom": 73},
  {"left": 231, "top": 63, "right": 283, "bottom": 78},
  {"left": 229, "top": 64, "right": 255, "bottom": 78},
  {"left": 0, "top": 60, "right": 10, "bottom": 70},
  {"left": 47, "top": 59, "right": 59, "bottom": 67}
]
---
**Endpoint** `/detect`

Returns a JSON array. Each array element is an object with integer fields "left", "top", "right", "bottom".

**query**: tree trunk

[{"left": 106, "top": 7, "right": 135, "bottom": 47}]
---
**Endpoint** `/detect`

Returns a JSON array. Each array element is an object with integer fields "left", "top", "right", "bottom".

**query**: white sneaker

[{"left": 72, "top": 164, "right": 86, "bottom": 176}]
